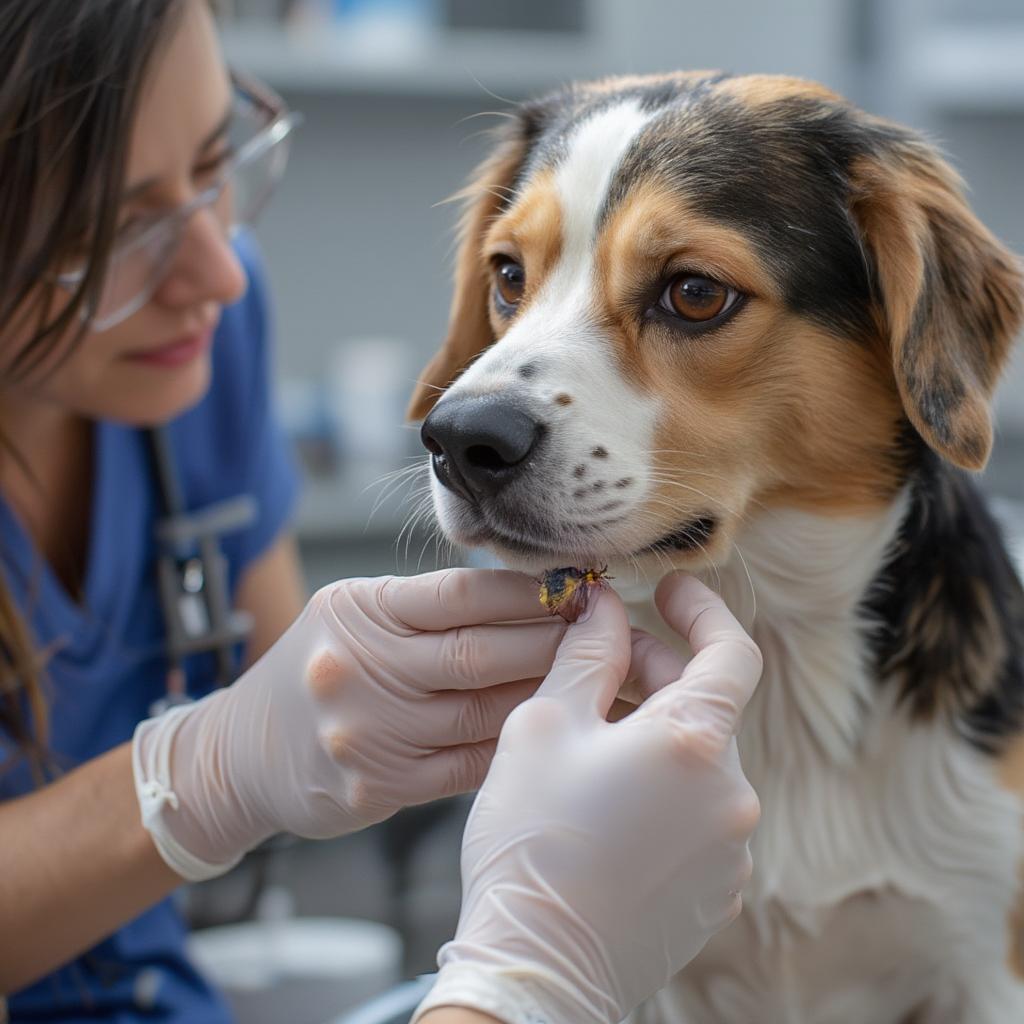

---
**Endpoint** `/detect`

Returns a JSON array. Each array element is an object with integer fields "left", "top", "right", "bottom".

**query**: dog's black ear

[
  {"left": 849, "top": 125, "right": 1023, "bottom": 470},
  {"left": 407, "top": 122, "right": 532, "bottom": 421}
]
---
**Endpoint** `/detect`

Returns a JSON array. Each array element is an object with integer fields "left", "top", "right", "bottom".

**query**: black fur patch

[
  {"left": 861, "top": 435, "right": 1024, "bottom": 755},
  {"left": 647, "top": 515, "right": 718, "bottom": 555}
]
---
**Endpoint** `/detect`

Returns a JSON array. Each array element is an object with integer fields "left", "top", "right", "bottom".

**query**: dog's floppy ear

[
  {"left": 849, "top": 126, "right": 1023, "bottom": 470},
  {"left": 407, "top": 126, "right": 530, "bottom": 421}
]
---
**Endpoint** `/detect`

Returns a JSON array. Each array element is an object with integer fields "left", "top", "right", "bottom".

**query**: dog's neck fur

[
  {"left": 624, "top": 460, "right": 1024, "bottom": 1020},
  {"left": 622, "top": 492, "right": 909, "bottom": 767},
  {"left": 623, "top": 452, "right": 1024, "bottom": 771},
  {"left": 717, "top": 495, "right": 911, "bottom": 768}
]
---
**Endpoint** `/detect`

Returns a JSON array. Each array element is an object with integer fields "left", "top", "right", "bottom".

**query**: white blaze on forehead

[
  {"left": 550, "top": 100, "right": 653, "bottom": 293},
  {"left": 451, "top": 99, "right": 657, "bottom": 391}
]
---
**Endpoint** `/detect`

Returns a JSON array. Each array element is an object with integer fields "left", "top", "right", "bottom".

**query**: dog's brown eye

[
  {"left": 661, "top": 275, "right": 732, "bottom": 322},
  {"left": 494, "top": 259, "right": 525, "bottom": 308}
]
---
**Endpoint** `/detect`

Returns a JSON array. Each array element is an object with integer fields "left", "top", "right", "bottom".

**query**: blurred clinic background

[{"left": 185, "top": 1, "right": 1024, "bottom": 1021}]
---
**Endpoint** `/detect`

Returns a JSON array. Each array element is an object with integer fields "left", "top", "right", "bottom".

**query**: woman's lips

[{"left": 125, "top": 328, "right": 213, "bottom": 368}]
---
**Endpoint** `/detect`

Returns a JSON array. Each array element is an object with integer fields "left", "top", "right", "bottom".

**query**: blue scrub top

[{"left": 0, "top": 233, "right": 301, "bottom": 1022}]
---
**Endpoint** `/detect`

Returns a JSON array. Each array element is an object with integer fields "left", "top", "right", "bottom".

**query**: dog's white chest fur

[{"left": 620, "top": 500, "right": 1024, "bottom": 1023}]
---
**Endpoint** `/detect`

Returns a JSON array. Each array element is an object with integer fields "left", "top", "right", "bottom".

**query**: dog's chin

[
  {"left": 443, "top": 511, "right": 722, "bottom": 575},
  {"left": 464, "top": 527, "right": 600, "bottom": 575}
]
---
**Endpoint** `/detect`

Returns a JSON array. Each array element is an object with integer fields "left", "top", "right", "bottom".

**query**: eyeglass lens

[{"left": 88, "top": 96, "right": 293, "bottom": 330}]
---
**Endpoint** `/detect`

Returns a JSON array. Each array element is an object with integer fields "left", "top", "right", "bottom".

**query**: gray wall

[{"left": 253, "top": 93, "right": 494, "bottom": 383}]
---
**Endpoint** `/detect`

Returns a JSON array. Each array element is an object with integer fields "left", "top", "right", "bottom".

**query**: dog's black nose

[{"left": 421, "top": 394, "right": 543, "bottom": 500}]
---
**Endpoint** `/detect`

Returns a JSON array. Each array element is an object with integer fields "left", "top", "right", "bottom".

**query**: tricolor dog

[{"left": 409, "top": 73, "right": 1024, "bottom": 1022}]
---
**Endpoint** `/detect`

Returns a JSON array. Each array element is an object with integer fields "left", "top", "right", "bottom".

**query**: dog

[{"left": 408, "top": 72, "right": 1024, "bottom": 1023}]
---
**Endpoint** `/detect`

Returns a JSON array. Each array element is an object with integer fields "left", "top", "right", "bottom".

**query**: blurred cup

[
  {"left": 328, "top": 336, "right": 414, "bottom": 476},
  {"left": 278, "top": 375, "right": 338, "bottom": 477},
  {"left": 188, "top": 916, "right": 402, "bottom": 1024}
]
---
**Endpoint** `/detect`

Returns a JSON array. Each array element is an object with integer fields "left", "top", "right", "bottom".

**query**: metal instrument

[{"left": 146, "top": 427, "right": 255, "bottom": 716}]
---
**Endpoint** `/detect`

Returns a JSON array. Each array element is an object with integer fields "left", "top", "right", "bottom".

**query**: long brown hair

[{"left": 0, "top": 0, "right": 187, "bottom": 781}]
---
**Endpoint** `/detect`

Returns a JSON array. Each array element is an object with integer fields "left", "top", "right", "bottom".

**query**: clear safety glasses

[{"left": 58, "top": 72, "right": 302, "bottom": 332}]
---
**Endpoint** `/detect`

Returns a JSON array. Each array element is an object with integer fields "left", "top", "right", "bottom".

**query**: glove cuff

[
  {"left": 410, "top": 963, "right": 588, "bottom": 1024},
  {"left": 132, "top": 705, "right": 243, "bottom": 883}
]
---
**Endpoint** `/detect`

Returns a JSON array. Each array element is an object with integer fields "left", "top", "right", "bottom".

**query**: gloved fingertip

[
  {"left": 654, "top": 572, "right": 717, "bottom": 629},
  {"left": 555, "top": 589, "right": 631, "bottom": 677},
  {"left": 531, "top": 589, "right": 631, "bottom": 714},
  {"left": 654, "top": 569, "right": 695, "bottom": 602}
]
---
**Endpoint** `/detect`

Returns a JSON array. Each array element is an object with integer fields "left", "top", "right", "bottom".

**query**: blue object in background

[{"left": 330, "top": 0, "right": 439, "bottom": 29}]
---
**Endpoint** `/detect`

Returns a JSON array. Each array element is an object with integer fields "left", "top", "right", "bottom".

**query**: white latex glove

[
  {"left": 413, "top": 574, "right": 763, "bottom": 1024},
  {"left": 132, "top": 570, "right": 568, "bottom": 881}
]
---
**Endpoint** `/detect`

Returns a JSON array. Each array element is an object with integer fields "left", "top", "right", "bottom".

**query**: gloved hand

[
  {"left": 412, "top": 574, "right": 763, "bottom": 1024},
  {"left": 132, "top": 570, "right": 568, "bottom": 881}
]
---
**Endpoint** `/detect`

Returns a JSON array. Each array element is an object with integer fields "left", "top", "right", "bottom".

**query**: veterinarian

[{"left": 0, "top": 2, "right": 761, "bottom": 1022}]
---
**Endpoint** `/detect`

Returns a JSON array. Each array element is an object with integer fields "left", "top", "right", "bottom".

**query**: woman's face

[{"left": 3, "top": 0, "right": 247, "bottom": 426}]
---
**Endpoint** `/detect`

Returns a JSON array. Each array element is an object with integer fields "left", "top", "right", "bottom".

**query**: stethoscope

[
  {"left": 71, "top": 433, "right": 263, "bottom": 993},
  {"left": 145, "top": 426, "right": 256, "bottom": 717}
]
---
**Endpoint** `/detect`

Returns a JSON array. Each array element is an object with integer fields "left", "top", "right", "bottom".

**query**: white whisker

[{"left": 733, "top": 541, "right": 758, "bottom": 622}]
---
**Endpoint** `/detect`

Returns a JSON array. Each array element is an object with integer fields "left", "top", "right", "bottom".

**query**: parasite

[{"left": 538, "top": 566, "right": 612, "bottom": 623}]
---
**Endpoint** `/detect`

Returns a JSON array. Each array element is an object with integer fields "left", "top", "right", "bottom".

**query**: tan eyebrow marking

[
  {"left": 597, "top": 181, "right": 775, "bottom": 304},
  {"left": 484, "top": 168, "right": 563, "bottom": 325},
  {"left": 591, "top": 179, "right": 773, "bottom": 389}
]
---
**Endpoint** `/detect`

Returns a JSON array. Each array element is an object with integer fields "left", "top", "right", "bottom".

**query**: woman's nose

[{"left": 154, "top": 206, "right": 247, "bottom": 309}]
